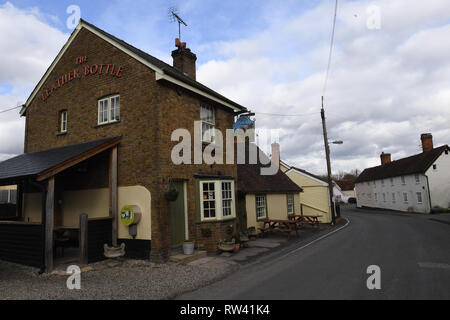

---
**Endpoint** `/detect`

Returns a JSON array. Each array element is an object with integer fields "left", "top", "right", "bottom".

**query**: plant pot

[
  {"left": 165, "top": 189, "right": 179, "bottom": 201},
  {"left": 104, "top": 243, "right": 126, "bottom": 258},
  {"left": 218, "top": 239, "right": 235, "bottom": 252},
  {"left": 183, "top": 241, "right": 195, "bottom": 255}
]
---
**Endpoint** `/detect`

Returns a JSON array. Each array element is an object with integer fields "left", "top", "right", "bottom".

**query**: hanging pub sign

[{"left": 40, "top": 56, "right": 124, "bottom": 102}]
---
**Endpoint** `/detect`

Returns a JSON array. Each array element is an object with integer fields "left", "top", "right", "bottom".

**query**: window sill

[
  {"left": 94, "top": 120, "right": 121, "bottom": 128},
  {"left": 56, "top": 132, "right": 67, "bottom": 137},
  {"left": 197, "top": 216, "right": 236, "bottom": 224}
]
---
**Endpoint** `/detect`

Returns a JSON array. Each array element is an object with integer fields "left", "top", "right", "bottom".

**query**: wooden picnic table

[
  {"left": 259, "top": 219, "right": 299, "bottom": 240},
  {"left": 288, "top": 214, "right": 322, "bottom": 228}
]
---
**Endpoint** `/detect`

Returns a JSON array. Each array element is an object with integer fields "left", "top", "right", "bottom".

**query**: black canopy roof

[{"left": 0, "top": 137, "right": 120, "bottom": 184}]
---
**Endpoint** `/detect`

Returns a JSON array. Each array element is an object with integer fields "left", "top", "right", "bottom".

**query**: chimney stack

[
  {"left": 421, "top": 133, "right": 433, "bottom": 152},
  {"left": 271, "top": 142, "right": 280, "bottom": 170},
  {"left": 380, "top": 152, "right": 391, "bottom": 165},
  {"left": 172, "top": 39, "right": 197, "bottom": 80}
]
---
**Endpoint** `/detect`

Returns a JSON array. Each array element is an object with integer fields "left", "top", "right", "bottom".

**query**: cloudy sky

[{"left": 0, "top": 0, "right": 449, "bottom": 175}]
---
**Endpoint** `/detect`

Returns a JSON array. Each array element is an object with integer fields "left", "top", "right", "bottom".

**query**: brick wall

[{"left": 24, "top": 27, "right": 239, "bottom": 259}]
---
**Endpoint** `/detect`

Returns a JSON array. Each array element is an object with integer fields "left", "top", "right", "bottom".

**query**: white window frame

[
  {"left": 390, "top": 178, "right": 394, "bottom": 186},
  {"left": 256, "top": 194, "right": 267, "bottom": 220},
  {"left": 392, "top": 193, "right": 396, "bottom": 203},
  {"left": 287, "top": 194, "right": 294, "bottom": 214},
  {"left": 98, "top": 95, "right": 120, "bottom": 125},
  {"left": 200, "top": 180, "right": 235, "bottom": 222},
  {"left": 60, "top": 110, "right": 67, "bottom": 133},
  {"left": 374, "top": 193, "right": 378, "bottom": 202},
  {"left": 221, "top": 181, "right": 233, "bottom": 218},
  {"left": 200, "top": 104, "right": 215, "bottom": 143},
  {"left": 401, "top": 176, "right": 406, "bottom": 185},
  {"left": 416, "top": 192, "right": 423, "bottom": 204},
  {"left": 403, "top": 192, "right": 408, "bottom": 203},
  {"left": 415, "top": 174, "right": 420, "bottom": 184},
  {"left": 382, "top": 193, "right": 386, "bottom": 202}
]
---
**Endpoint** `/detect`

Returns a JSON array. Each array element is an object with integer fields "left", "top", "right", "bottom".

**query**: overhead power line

[
  {"left": 255, "top": 111, "right": 319, "bottom": 117},
  {"left": 0, "top": 105, "right": 22, "bottom": 115},
  {"left": 322, "top": 0, "right": 339, "bottom": 98}
]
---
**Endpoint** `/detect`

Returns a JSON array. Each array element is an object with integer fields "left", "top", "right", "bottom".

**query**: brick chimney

[
  {"left": 172, "top": 39, "right": 197, "bottom": 80},
  {"left": 421, "top": 133, "right": 433, "bottom": 152},
  {"left": 380, "top": 152, "right": 391, "bottom": 165},
  {"left": 271, "top": 142, "right": 280, "bottom": 170}
]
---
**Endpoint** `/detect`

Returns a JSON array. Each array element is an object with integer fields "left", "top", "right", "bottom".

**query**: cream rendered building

[
  {"left": 280, "top": 161, "right": 334, "bottom": 223},
  {"left": 237, "top": 144, "right": 302, "bottom": 233}
]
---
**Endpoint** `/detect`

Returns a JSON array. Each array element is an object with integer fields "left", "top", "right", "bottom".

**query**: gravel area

[{"left": 0, "top": 257, "right": 238, "bottom": 300}]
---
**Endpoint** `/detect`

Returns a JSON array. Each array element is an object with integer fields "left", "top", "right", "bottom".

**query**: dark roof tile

[
  {"left": 237, "top": 143, "right": 302, "bottom": 193},
  {"left": 0, "top": 137, "right": 119, "bottom": 183},
  {"left": 355, "top": 145, "right": 449, "bottom": 183}
]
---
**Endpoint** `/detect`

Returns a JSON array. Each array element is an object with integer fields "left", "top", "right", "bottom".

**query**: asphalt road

[{"left": 178, "top": 206, "right": 450, "bottom": 300}]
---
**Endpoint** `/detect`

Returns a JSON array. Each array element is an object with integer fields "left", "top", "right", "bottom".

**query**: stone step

[{"left": 169, "top": 250, "right": 207, "bottom": 264}]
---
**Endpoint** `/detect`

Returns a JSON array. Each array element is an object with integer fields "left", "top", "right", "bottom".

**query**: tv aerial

[{"left": 169, "top": 7, "right": 188, "bottom": 43}]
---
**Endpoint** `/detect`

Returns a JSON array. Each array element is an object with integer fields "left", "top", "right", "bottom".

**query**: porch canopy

[
  {"left": 0, "top": 137, "right": 120, "bottom": 185},
  {"left": 0, "top": 136, "right": 121, "bottom": 272}
]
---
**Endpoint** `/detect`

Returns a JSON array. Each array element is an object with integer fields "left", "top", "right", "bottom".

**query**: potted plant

[
  {"left": 239, "top": 233, "right": 250, "bottom": 247},
  {"left": 104, "top": 243, "right": 126, "bottom": 258},
  {"left": 247, "top": 226, "right": 257, "bottom": 238},
  {"left": 201, "top": 228, "right": 212, "bottom": 238},
  {"left": 218, "top": 238, "right": 235, "bottom": 252},
  {"left": 165, "top": 179, "right": 179, "bottom": 201},
  {"left": 165, "top": 188, "right": 179, "bottom": 201},
  {"left": 182, "top": 240, "right": 195, "bottom": 255}
]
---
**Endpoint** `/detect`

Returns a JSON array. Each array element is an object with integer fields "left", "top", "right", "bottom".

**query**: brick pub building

[{"left": 0, "top": 19, "right": 247, "bottom": 272}]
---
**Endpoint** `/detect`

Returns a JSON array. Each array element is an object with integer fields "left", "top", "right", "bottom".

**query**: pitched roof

[
  {"left": 355, "top": 145, "right": 449, "bottom": 183},
  {"left": 237, "top": 144, "right": 303, "bottom": 194},
  {"left": 335, "top": 180, "right": 355, "bottom": 191},
  {"left": 0, "top": 137, "right": 120, "bottom": 184},
  {"left": 288, "top": 166, "right": 329, "bottom": 186},
  {"left": 21, "top": 19, "right": 246, "bottom": 115}
]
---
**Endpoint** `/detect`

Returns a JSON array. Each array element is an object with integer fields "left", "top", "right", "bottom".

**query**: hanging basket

[
  {"left": 165, "top": 178, "right": 179, "bottom": 201},
  {"left": 165, "top": 189, "right": 179, "bottom": 201}
]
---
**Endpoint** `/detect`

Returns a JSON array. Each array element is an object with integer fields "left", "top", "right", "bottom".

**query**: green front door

[{"left": 170, "top": 181, "right": 186, "bottom": 247}]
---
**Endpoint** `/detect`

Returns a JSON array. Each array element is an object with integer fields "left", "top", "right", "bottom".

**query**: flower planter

[
  {"left": 165, "top": 189, "right": 179, "bottom": 201},
  {"left": 218, "top": 239, "right": 235, "bottom": 252},
  {"left": 104, "top": 243, "right": 126, "bottom": 258},
  {"left": 183, "top": 241, "right": 195, "bottom": 255}
]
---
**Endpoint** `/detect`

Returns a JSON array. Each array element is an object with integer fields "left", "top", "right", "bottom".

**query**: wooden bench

[
  {"left": 259, "top": 219, "right": 299, "bottom": 240},
  {"left": 288, "top": 214, "right": 322, "bottom": 228}
]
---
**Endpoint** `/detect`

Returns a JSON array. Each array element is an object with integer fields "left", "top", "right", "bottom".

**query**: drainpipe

[{"left": 425, "top": 175, "right": 432, "bottom": 214}]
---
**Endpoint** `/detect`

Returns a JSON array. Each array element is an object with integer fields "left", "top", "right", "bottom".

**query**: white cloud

[
  {"left": 197, "top": 0, "right": 450, "bottom": 174},
  {"left": 0, "top": 2, "right": 68, "bottom": 159}
]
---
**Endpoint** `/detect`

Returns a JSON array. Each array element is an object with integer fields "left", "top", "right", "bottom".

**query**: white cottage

[{"left": 355, "top": 134, "right": 450, "bottom": 213}]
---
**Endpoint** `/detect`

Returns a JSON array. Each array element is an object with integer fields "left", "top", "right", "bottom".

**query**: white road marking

[
  {"left": 418, "top": 262, "right": 450, "bottom": 270},
  {"left": 280, "top": 218, "right": 351, "bottom": 259}
]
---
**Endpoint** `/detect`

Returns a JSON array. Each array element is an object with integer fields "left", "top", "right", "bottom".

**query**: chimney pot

[
  {"left": 380, "top": 152, "right": 391, "bottom": 165},
  {"left": 421, "top": 133, "right": 433, "bottom": 152}
]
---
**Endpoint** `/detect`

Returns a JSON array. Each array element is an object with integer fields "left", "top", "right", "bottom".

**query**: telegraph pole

[{"left": 321, "top": 96, "right": 336, "bottom": 225}]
